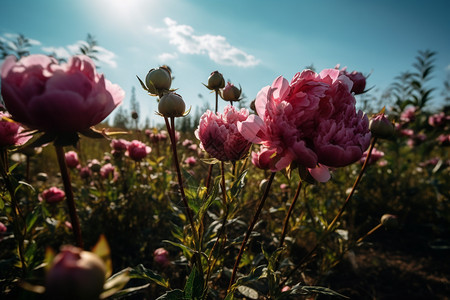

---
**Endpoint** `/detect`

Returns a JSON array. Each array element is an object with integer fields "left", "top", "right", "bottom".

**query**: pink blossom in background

[
  {"left": 0, "top": 111, "right": 32, "bottom": 147},
  {"left": 64, "top": 151, "right": 80, "bottom": 168},
  {"left": 88, "top": 159, "right": 102, "bottom": 172},
  {"left": 111, "top": 139, "right": 129, "bottom": 152},
  {"left": 399, "top": 128, "right": 414, "bottom": 137},
  {"left": 79, "top": 166, "right": 92, "bottom": 179},
  {"left": 238, "top": 68, "right": 371, "bottom": 172},
  {"left": 437, "top": 134, "right": 450, "bottom": 146},
  {"left": 153, "top": 248, "right": 170, "bottom": 267},
  {"left": 100, "top": 163, "right": 117, "bottom": 180},
  {"left": 184, "top": 156, "right": 197, "bottom": 166},
  {"left": 1, "top": 55, "right": 124, "bottom": 133},
  {"left": 196, "top": 105, "right": 252, "bottom": 162},
  {"left": 400, "top": 106, "right": 417, "bottom": 124},
  {"left": 182, "top": 139, "right": 193, "bottom": 147},
  {"left": 428, "top": 112, "right": 450, "bottom": 127},
  {"left": 0, "top": 222, "right": 6, "bottom": 233},
  {"left": 360, "top": 147, "right": 385, "bottom": 165},
  {"left": 126, "top": 140, "right": 151, "bottom": 161},
  {"left": 41, "top": 187, "right": 65, "bottom": 204}
]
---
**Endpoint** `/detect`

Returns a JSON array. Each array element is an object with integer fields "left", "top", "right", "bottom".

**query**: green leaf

[
  {"left": 163, "top": 240, "right": 195, "bottom": 257},
  {"left": 229, "top": 169, "right": 248, "bottom": 199},
  {"left": 155, "top": 289, "right": 185, "bottom": 300},
  {"left": 100, "top": 269, "right": 131, "bottom": 299},
  {"left": 130, "top": 264, "right": 170, "bottom": 288},
  {"left": 184, "top": 267, "right": 204, "bottom": 299},
  {"left": 290, "top": 283, "right": 350, "bottom": 299},
  {"left": 26, "top": 207, "right": 41, "bottom": 233}
]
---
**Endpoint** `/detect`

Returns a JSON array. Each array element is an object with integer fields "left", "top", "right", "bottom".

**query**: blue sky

[{"left": 1, "top": 0, "right": 449, "bottom": 127}]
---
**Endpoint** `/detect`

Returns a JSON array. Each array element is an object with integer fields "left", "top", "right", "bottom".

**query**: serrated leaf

[
  {"left": 130, "top": 264, "right": 170, "bottom": 288},
  {"left": 184, "top": 267, "right": 204, "bottom": 299},
  {"left": 155, "top": 289, "right": 184, "bottom": 300}
]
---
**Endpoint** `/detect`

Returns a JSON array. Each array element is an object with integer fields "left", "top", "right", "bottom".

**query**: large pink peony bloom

[
  {"left": 1, "top": 54, "right": 124, "bottom": 133},
  {"left": 0, "top": 111, "right": 31, "bottom": 147},
  {"left": 195, "top": 105, "right": 252, "bottom": 162},
  {"left": 238, "top": 69, "right": 371, "bottom": 172}
]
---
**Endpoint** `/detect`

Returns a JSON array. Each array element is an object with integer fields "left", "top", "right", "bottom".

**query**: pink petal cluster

[
  {"left": 153, "top": 248, "right": 170, "bottom": 267},
  {"left": 100, "top": 163, "right": 117, "bottom": 180},
  {"left": 65, "top": 151, "right": 80, "bottom": 169},
  {"left": 400, "top": 106, "right": 417, "bottom": 124},
  {"left": 238, "top": 69, "right": 371, "bottom": 172},
  {"left": 336, "top": 65, "right": 367, "bottom": 94},
  {"left": 41, "top": 187, "right": 65, "bottom": 204},
  {"left": 360, "top": 147, "right": 385, "bottom": 165},
  {"left": 428, "top": 112, "right": 450, "bottom": 127},
  {"left": 0, "top": 111, "right": 31, "bottom": 147},
  {"left": 195, "top": 105, "right": 252, "bottom": 162},
  {"left": 184, "top": 156, "right": 197, "bottom": 166},
  {"left": 126, "top": 140, "right": 151, "bottom": 161},
  {"left": 1, "top": 54, "right": 124, "bottom": 133}
]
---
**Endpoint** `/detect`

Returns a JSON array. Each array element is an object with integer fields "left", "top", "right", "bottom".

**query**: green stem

[
  {"left": 54, "top": 145, "right": 83, "bottom": 248},
  {"left": 228, "top": 172, "right": 276, "bottom": 292},
  {"left": 279, "top": 179, "right": 303, "bottom": 248},
  {"left": 0, "top": 149, "right": 26, "bottom": 274}
]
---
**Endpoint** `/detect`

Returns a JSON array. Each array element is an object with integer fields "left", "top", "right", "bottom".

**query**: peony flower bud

[
  {"left": 369, "top": 114, "right": 394, "bottom": 139},
  {"left": 153, "top": 247, "right": 170, "bottom": 267},
  {"left": 158, "top": 93, "right": 186, "bottom": 118},
  {"left": 145, "top": 66, "right": 172, "bottom": 95},
  {"left": 41, "top": 187, "right": 65, "bottom": 204},
  {"left": 206, "top": 71, "right": 225, "bottom": 90},
  {"left": 346, "top": 71, "right": 366, "bottom": 95},
  {"left": 89, "top": 159, "right": 102, "bottom": 173},
  {"left": 45, "top": 245, "right": 106, "bottom": 300},
  {"left": 131, "top": 111, "right": 139, "bottom": 120},
  {"left": 220, "top": 82, "right": 242, "bottom": 102},
  {"left": 65, "top": 151, "right": 80, "bottom": 169},
  {"left": 380, "top": 214, "right": 399, "bottom": 230}
]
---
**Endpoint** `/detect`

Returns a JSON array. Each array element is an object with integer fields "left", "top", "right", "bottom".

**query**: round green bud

[
  {"left": 145, "top": 67, "right": 172, "bottom": 94},
  {"left": 369, "top": 114, "right": 395, "bottom": 139},
  {"left": 381, "top": 214, "right": 399, "bottom": 230},
  {"left": 207, "top": 71, "right": 225, "bottom": 90},
  {"left": 158, "top": 93, "right": 186, "bottom": 118}
]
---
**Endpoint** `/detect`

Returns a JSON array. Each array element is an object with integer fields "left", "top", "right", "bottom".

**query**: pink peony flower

[
  {"left": 41, "top": 187, "right": 65, "bottom": 204},
  {"left": 0, "top": 111, "right": 32, "bottom": 147},
  {"left": 100, "top": 163, "right": 117, "bottom": 180},
  {"left": 184, "top": 156, "right": 197, "bottom": 166},
  {"left": 153, "top": 248, "right": 170, "bottom": 267},
  {"left": 195, "top": 105, "right": 252, "bottom": 161},
  {"left": 65, "top": 151, "right": 80, "bottom": 168},
  {"left": 238, "top": 69, "right": 371, "bottom": 172},
  {"left": 336, "top": 65, "right": 367, "bottom": 94},
  {"left": 428, "top": 112, "right": 450, "bottom": 127},
  {"left": 400, "top": 106, "right": 416, "bottom": 124},
  {"left": 110, "top": 139, "right": 129, "bottom": 152},
  {"left": 126, "top": 140, "right": 151, "bottom": 161},
  {"left": 360, "top": 147, "right": 385, "bottom": 165},
  {"left": 45, "top": 245, "right": 106, "bottom": 300},
  {"left": 79, "top": 166, "right": 92, "bottom": 179},
  {"left": 1, "top": 54, "right": 124, "bottom": 133}
]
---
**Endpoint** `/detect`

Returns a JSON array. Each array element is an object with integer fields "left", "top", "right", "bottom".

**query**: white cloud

[
  {"left": 147, "top": 17, "right": 260, "bottom": 67},
  {"left": 158, "top": 52, "right": 178, "bottom": 62},
  {"left": 41, "top": 46, "right": 71, "bottom": 60}
]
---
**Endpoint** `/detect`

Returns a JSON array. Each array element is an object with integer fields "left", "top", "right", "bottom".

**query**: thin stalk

[
  {"left": 205, "top": 90, "right": 220, "bottom": 192},
  {"left": 280, "top": 137, "right": 378, "bottom": 286},
  {"left": 0, "top": 149, "right": 26, "bottom": 274},
  {"left": 279, "top": 179, "right": 303, "bottom": 248},
  {"left": 228, "top": 172, "right": 276, "bottom": 292},
  {"left": 54, "top": 145, "right": 83, "bottom": 248},
  {"left": 327, "top": 137, "right": 377, "bottom": 231},
  {"left": 356, "top": 223, "right": 383, "bottom": 244}
]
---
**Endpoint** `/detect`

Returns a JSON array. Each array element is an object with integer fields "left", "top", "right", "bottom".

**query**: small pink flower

[
  {"left": 280, "top": 183, "right": 288, "bottom": 190},
  {"left": 153, "top": 248, "right": 170, "bottom": 267},
  {"left": 0, "top": 111, "right": 31, "bottom": 147},
  {"left": 437, "top": 134, "right": 450, "bottom": 146},
  {"left": 100, "top": 163, "right": 117, "bottom": 180},
  {"left": 65, "top": 151, "right": 80, "bottom": 169},
  {"left": 281, "top": 286, "right": 291, "bottom": 292},
  {"left": 184, "top": 156, "right": 197, "bottom": 166},
  {"left": 126, "top": 140, "right": 151, "bottom": 161},
  {"left": 110, "top": 139, "right": 129, "bottom": 152},
  {"left": 0, "top": 222, "right": 7, "bottom": 241},
  {"left": 41, "top": 187, "right": 65, "bottom": 204},
  {"left": 182, "top": 139, "right": 193, "bottom": 147},
  {"left": 1, "top": 55, "right": 124, "bottom": 133},
  {"left": 428, "top": 112, "right": 449, "bottom": 127},
  {"left": 360, "top": 147, "right": 385, "bottom": 165},
  {"left": 196, "top": 105, "right": 252, "bottom": 161},
  {"left": 400, "top": 106, "right": 417, "bottom": 124},
  {"left": 79, "top": 166, "right": 92, "bottom": 179}
]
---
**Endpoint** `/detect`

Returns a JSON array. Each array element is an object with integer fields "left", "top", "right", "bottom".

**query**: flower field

[{"left": 0, "top": 48, "right": 449, "bottom": 299}]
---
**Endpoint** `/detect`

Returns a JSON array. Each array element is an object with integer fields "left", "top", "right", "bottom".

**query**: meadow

[{"left": 0, "top": 45, "right": 449, "bottom": 299}]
